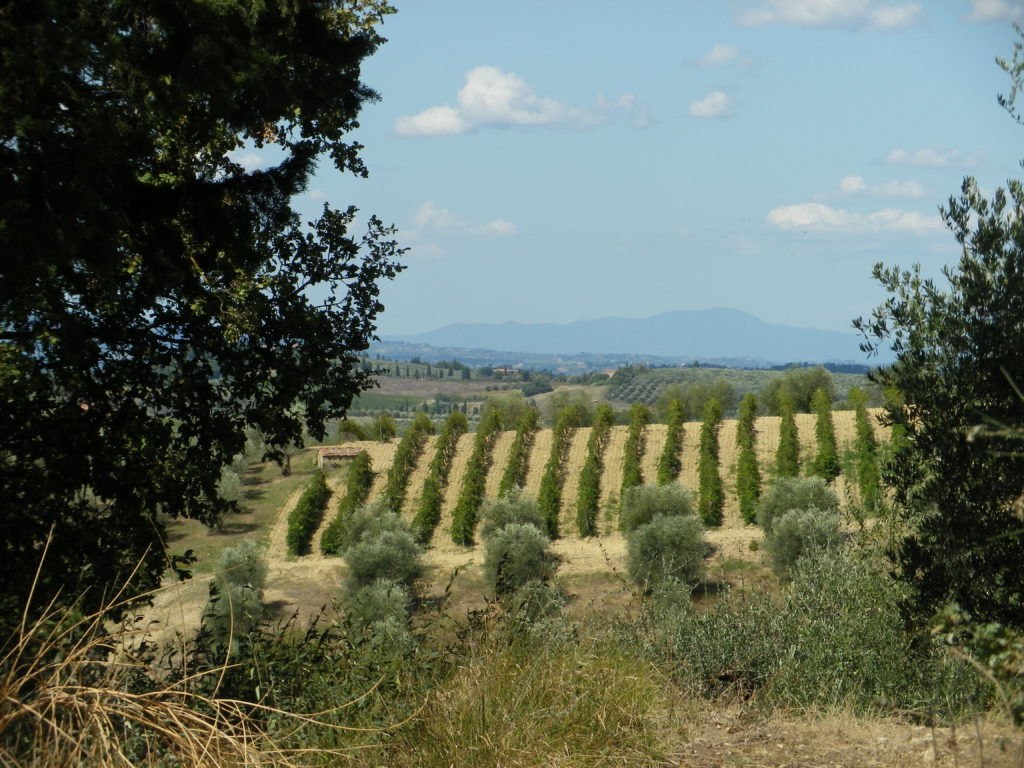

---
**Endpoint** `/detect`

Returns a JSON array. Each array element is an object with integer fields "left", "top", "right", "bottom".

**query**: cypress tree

[
  {"left": 809, "top": 386, "right": 840, "bottom": 481},
  {"left": 850, "top": 387, "right": 881, "bottom": 513},
  {"left": 451, "top": 408, "right": 502, "bottom": 545},
  {"left": 775, "top": 391, "right": 800, "bottom": 478},
  {"left": 498, "top": 404, "right": 541, "bottom": 497},
  {"left": 382, "top": 412, "right": 434, "bottom": 512},
  {"left": 537, "top": 408, "right": 576, "bottom": 539},
  {"left": 735, "top": 393, "right": 761, "bottom": 524},
  {"left": 576, "top": 403, "right": 615, "bottom": 536},
  {"left": 621, "top": 402, "right": 650, "bottom": 497},
  {"left": 656, "top": 399, "right": 685, "bottom": 485},
  {"left": 411, "top": 411, "right": 468, "bottom": 544},
  {"left": 697, "top": 399, "right": 724, "bottom": 526},
  {"left": 320, "top": 452, "right": 374, "bottom": 555}
]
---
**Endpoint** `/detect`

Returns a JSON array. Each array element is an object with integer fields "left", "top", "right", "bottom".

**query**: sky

[{"left": 265, "top": 0, "right": 1024, "bottom": 339}]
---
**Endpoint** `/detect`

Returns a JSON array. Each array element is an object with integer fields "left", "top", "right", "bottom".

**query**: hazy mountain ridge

[{"left": 382, "top": 308, "right": 886, "bottom": 367}]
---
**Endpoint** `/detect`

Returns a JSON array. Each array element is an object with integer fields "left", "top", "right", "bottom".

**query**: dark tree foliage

[
  {"left": 0, "top": 1, "right": 403, "bottom": 615},
  {"left": 858, "top": 176, "right": 1024, "bottom": 627},
  {"left": 735, "top": 393, "right": 761, "bottom": 524},
  {"left": 697, "top": 399, "right": 724, "bottom": 526}
]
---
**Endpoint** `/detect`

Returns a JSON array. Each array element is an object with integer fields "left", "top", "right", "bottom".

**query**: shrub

[
  {"left": 697, "top": 399, "right": 724, "bottom": 526},
  {"left": 755, "top": 476, "right": 838, "bottom": 535},
  {"left": 643, "top": 549, "right": 978, "bottom": 713},
  {"left": 286, "top": 471, "right": 331, "bottom": 556},
  {"left": 627, "top": 515, "right": 706, "bottom": 587},
  {"left": 327, "top": 499, "right": 403, "bottom": 554},
  {"left": 656, "top": 398, "right": 685, "bottom": 485},
  {"left": 345, "top": 577, "right": 411, "bottom": 631},
  {"left": 204, "top": 540, "right": 267, "bottom": 651},
  {"left": 765, "top": 507, "right": 842, "bottom": 579},
  {"left": 320, "top": 451, "right": 374, "bottom": 555},
  {"left": 483, "top": 523, "right": 557, "bottom": 596},
  {"left": 619, "top": 482, "right": 695, "bottom": 533},
  {"left": 808, "top": 386, "right": 840, "bottom": 481},
  {"left": 345, "top": 529, "right": 423, "bottom": 590},
  {"left": 480, "top": 492, "right": 546, "bottom": 539}
]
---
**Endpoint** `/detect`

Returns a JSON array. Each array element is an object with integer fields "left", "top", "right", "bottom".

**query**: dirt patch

[{"left": 677, "top": 708, "right": 1024, "bottom": 768}]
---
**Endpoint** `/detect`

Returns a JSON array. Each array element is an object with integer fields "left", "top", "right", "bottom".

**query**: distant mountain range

[{"left": 382, "top": 308, "right": 890, "bottom": 367}]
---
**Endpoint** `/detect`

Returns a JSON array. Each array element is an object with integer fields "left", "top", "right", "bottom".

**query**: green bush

[
  {"left": 627, "top": 514, "right": 706, "bottom": 587},
  {"left": 755, "top": 475, "right": 838, "bottom": 535},
  {"left": 483, "top": 523, "right": 557, "bottom": 596},
  {"left": 345, "top": 528, "right": 423, "bottom": 590},
  {"left": 325, "top": 499, "right": 403, "bottom": 554},
  {"left": 765, "top": 507, "right": 842, "bottom": 579},
  {"left": 204, "top": 540, "right": 267, "bottom": 651},
  {"left": 619, "top": 482, "right": 695, "bottom": 534},
  {"left": 345, "top": 577, "right": 411, "bottom": 631},
  {"left": 643, "top": 549, "right": 979, "bottom": 713},
  {"left": 480, "top": 492, "right": 546, "bottom": 539},
  {"left": 286, "top": 471, "right": 332, "bottom": 556}
]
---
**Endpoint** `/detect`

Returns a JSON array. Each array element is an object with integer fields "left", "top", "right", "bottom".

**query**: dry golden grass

[
  {"left": 639, "top": 424, "right": 668, "bottom": 487},
  {"left": 484, "top": 430, "right": 516, "bottom": 499},
  {"left": 599, "top": 426, "right": 630, "bottom": 507},
  {"left": 399, "top": 434, "right": 439, "bottom": 522},
  {"left": 522, "top": 428, "right": 552, "bottom": 497},
  {"left": 557, "top": 427, "right": 593, "bottom": 531}
]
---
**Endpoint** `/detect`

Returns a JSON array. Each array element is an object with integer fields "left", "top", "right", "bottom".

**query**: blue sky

[{"left": 276, "top": 0, "right": 1024, "bottom": 339}]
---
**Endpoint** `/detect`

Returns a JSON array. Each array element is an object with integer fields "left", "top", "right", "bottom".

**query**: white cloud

[
  {"left": 468, "top": 220, "right": 518, "bottom": 236},
  {"left": 838, "top": 174, "right": 924, "bottom": 197},
  {"left": 232, "top": 152, "right": 266, "bottom": 171},
  {"left": 766, "top": 202, "right": 943, "bottom": 235},
  {"left": 412, "top": 201, "right": 517, "bottom": 237},
  {"left": 964, "top": 0, "right": 1023, "bottom": 22},
  {"left": 394, "top": 106, "right": 468, "bottom": 137},
  {"left": 395, "top": 66, "right": 631, "bottom": 136},
  {"left": 307, "top": 188, "right": 330, "bottom": 202},
  {"left": 697, "top": 44, "right": 739, "bottom": 67},
  {"left": 689, "top": 91, "right": 733, "bottom": 119},
  {"left": 884, "top": 146, "right": 970, "bottom": 167},
  {"left": 738, "top": 0, "right": 923, "bottom": 29},
  {"left": 413, "top": 201, "right": 464, "bottom": 229}
]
